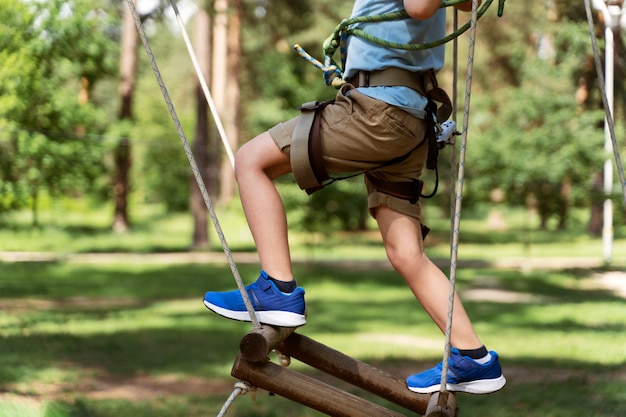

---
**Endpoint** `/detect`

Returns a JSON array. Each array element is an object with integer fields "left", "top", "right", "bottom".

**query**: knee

[
  {"left": 234, "top": 132, "right": 288, "bottom": 183},
  {"left": 234, "top": 143, "right": 261, "bottom": 183},
  {"left": 385, "top": 240, "right": 427, "bottom": 273}
]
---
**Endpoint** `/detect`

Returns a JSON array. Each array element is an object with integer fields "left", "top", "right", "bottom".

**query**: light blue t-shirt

[{"left": 343, "top": 0, "right": 446, "bottom": 119}]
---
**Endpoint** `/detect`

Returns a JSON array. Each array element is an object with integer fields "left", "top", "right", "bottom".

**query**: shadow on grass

[
  {"left": 2, "top": 261, "right": 625, "bottom": 417},
  {"left": 32, "top": 355, "right": 626, "bottom": 417},
  {"left": 0, "top": 262, "right": 258, "bottom": 299},
  {"left": 0, "top": 327, "right": 239, "bottom": 381}
]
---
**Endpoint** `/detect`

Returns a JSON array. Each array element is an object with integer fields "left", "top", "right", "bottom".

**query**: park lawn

[
  {"left": 1, "top": 256, "right": 625, "bottom": 417},
  {"left": 1, "top": 202, "right": 625, "bottom": 416}
]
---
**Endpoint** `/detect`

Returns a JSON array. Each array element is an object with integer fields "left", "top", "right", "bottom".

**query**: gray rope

[
  {"left": 125, "top": 0, "right": 261, "bottom": 329},
  {"left": 216, "top": 382, "right": 254, "bottom": 417},
  {"left": 439, "top": 0, "right": 480, "bottom": 392},
  {"left": 450, "top": 9, "right": 460, "bottom": 240},
  {"left": 584, "top": 0, "right": 626, "bottom": 204}
]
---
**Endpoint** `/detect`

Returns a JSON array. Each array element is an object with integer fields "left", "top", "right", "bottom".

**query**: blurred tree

[
  {"left": 219, "top": 0, "right": 242, "bottom": 204},
  {"left": 563, "top": 0, "right": 625, "bottom": 234},
  {"left": 467, "top": 4, "right": 606, "bottom": 229},
  {"left": 190, "top": 1, "right": 213, "bottom": 249},
  {"left": 0, "top": 0, "right": 117, "bottom": 225},
  {"left": 112, "top": 0, "right": 138, "bottom": 232},
  {"left": 238, "top": 0, "right": 345, "bottom": 138}
]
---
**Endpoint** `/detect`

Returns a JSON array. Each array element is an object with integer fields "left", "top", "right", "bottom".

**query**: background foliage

[{"left": 0, "top": 0, "right": 624, "bottom": 234}]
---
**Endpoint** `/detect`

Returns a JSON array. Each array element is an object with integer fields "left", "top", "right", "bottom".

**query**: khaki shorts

[{"left": 269, "top": 84, "right": 429, "bottom": 221}]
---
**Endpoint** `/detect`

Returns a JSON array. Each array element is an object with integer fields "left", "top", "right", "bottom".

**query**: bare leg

[
  {"left": 375, "top": 206, "right": 482, "bottom": 349},
  {"left": 234, "top": 131, "right": 295, "bottom": 282}
]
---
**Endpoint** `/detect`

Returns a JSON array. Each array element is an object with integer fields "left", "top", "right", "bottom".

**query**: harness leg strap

[{"left": 290, "top": 101, "right": 332, "bottom": 194}]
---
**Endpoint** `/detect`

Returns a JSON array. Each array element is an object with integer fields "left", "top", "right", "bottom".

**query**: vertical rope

[
  {"left": 439, "top": 0, "right": 480, "bottom": 391},
  {"left": 168, "top": 0, "right": 235, "bottom": 168},
  {"left": 125, "top": 0, "right": 261, "bottom": 329},
  {"left": 450, "top": 8, "right": 459, "bottom": 241},
  {"left": 583, "top": 0, "right": 626, "bottom": 204}
]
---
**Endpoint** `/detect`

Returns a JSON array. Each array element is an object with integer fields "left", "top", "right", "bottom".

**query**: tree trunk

[
  {"left": 190, "top": 6, "right": 212, "bottom": 250},
  {"left": 219, "top": 0, "right": 241, "bottom": 204},
  {"left": 209, "top": 0, "right": 228, "bottom": 205},
  {"left": 588, "top": 172, "right": 603, "bottom": 235},
  {"left": 557, "top": 178, "right": 571, "bottom": 230},
  {"left": 76, "top": 76, "right": 89, "bottom": 137},
  {"left": 113, "top": 0, "right": 137, "bottom": 233}
]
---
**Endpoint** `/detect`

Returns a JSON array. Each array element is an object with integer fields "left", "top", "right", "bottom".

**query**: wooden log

[
  {"left": 277, "top": 333, "right": 429, "bottom": 415},
  {"left": 424, "top": 391, "right": 457, "bottom": 417},
  {"left": 239, "top": 325, "right": 297, "bottom": 362},
  {"left": 231, "top": 353, "right": 406, "bottom": 417}
]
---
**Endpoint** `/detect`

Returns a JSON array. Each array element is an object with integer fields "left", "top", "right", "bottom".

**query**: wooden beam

[
  {"left": 231, "top": 353, "right": 406, "bottom": 417},
  {"left": 277, "top": 333, "right": 431, "bottom": 415},
  {"left": 239, "top": 325, "right": 297, "bottom": 362},
  {"left": 424, "top": 391, "right": 458, "bottom": 417}
]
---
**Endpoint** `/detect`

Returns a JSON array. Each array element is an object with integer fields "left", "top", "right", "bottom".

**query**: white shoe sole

[
  {"left": 204, "top": 300, "right": 306, "bottom": 327},
  {"left": 408, "top": 375, "right": 506, "bottom": 394}
]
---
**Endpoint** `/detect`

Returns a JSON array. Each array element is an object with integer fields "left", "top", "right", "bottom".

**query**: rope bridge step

[{"left": 231, "top": 328, "right": 457, "bottom": 417}]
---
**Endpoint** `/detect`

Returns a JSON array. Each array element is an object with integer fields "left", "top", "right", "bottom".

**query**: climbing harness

[
  {"left": 584, "top": 0, "right": 626, "bottom": 204},
  {"left": 289, "top": 67, "right": 455, "bottom": 202},
  {"left": 290, "top": 92, "right": 452, "bottom": 204},
  {"left": 291, "top": 0, "right": 506, "bottom": 205}
]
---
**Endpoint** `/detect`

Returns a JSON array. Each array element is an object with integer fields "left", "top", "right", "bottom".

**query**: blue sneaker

[
  {"left": 203, "top": 270, "right": 306, "bottom": 327},
  {"left": 407, "top": 348, "right": 506, "bottom": 394}
]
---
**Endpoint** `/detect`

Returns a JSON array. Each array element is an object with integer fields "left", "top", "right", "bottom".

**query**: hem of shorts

[
  {"left": 268, "top": 122, "right": 291, "bottom": 153},
  {"left": 368, "top": 190, "right": 422, "bottom": 221}
]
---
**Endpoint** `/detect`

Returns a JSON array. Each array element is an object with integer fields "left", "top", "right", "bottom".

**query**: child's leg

[
  {"left": 375, "top": 206, "right": 505, "bottom": 394},
  {"left": 203, "top": 131, "right": 306, "bottom": 327},
  {"left": 374, "top": 206, "right": 482, "bottom": 349},
  {"left": 234, "top": 131, "right": 295, "bottom": 282}
]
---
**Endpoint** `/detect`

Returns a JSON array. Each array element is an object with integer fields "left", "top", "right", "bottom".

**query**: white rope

[
  {"left": 125, "top": 0, "right": 261, "bottom": 329},
  {"left": 439, "top": 0, "right": 480, "bottom": 392},
  {"left": 583, "top": 0, "right": 626, "bottom": 204},
  {"left": 216, "top": 381, "right": 255, "bottom": 417},
  {"left": 168, "top": 0, "right": 235, "bottom": 168}
]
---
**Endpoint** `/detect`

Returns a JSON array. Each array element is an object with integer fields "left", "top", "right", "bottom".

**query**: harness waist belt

[
  {"left": 347, "top": 67, "right": 427, "bottom": 96},
  {"left": 348, "top": 67, "right": 452, "bottom": 122},
  {"left": 291, "top": 68, "right": 451, "bottom": 201}
]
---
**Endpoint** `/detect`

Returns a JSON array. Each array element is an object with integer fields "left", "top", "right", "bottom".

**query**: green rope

[
  {"left": 323, "top": 0, "right": 496, "bottom": 57},
  {"left": 296, "top": 0, "right": 504, "bottom": 87}
]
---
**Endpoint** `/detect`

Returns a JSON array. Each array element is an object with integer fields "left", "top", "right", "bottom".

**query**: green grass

[
  {"left": 2, "top": 261, "right": 626, "bottom": 416},
  {"left": 2, "top": 198, "right": 625, "bottom": 262},
  {"left": 1, "top": 202, "right": 626, "bottom": 416}
]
